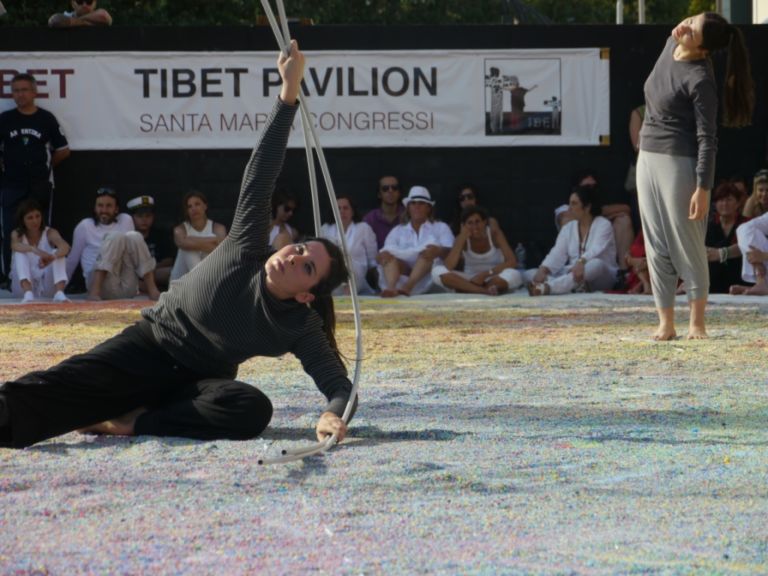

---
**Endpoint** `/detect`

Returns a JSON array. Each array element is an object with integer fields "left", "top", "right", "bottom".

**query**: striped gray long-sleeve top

[{"left": 141, "top": 98, "right": 351, "bottom": 416}]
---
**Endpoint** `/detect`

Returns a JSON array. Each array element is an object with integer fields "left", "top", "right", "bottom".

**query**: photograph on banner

[{"left": 484, "top": 58, "right": 561, "bottom": 136}]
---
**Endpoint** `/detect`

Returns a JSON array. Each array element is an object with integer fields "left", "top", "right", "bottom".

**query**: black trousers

[{"left": 0, "top": 321, "right": 273, "bottom": 448}]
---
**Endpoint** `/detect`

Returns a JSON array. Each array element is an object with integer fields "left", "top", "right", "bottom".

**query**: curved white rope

[{"left": 258, "top": 0, "right": 363, "bottom": 465}]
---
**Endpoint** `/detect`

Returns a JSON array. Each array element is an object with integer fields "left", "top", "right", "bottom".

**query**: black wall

[{"left": 2, "top": 24, "right": 767, "bottom": 256}]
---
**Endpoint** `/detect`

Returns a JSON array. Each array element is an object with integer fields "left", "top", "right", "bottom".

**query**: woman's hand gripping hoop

[{"left": 257, "top": 0, "right": 363, "bottom": 465}]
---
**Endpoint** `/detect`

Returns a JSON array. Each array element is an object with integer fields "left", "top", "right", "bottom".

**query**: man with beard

[{"left": 66, "top": 187, "right": 160, "bottom": 301}]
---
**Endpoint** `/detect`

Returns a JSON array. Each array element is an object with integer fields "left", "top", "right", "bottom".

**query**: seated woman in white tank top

[
  {"left": 10, "top": 199, "right": 71, "bottom": 303},
  {"left": 432, "top": 205, "right": 522, "bottom": 295},
  {"left": 170, "top": 191, "right": 227, "bottom": 281}
]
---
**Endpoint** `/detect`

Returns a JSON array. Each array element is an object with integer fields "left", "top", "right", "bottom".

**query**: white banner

[{"left": 0, "top": 50, "right": 609, "bottom": 150}]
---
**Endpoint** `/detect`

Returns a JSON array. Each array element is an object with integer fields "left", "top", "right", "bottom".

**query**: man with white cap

[
  {"left": 127, "top": 195, "right": 174, "bottom": 292},
  {"left": 67, "top": 187, "right": 160, "bottom": 301},
  {"left": 376, "top": 185, "right": 454, "bottom": 297}
]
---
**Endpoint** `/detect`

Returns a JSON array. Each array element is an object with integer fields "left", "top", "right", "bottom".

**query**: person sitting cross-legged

[
  {"left": 432, "top": 205, "right": 522, "bottom": 295},
  {"left": 376, "top": 186, "right": 454, "bottom": 297},
  {"left": 526, "top": 185, "right": 617, "bottom": 296}
]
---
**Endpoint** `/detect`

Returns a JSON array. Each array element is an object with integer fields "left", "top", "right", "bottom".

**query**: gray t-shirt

[{"left": 639, "top": 36, "right": 718, "bottom": 190}]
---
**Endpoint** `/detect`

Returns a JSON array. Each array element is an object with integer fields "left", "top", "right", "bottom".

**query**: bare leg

[
  {"left": 87, "top": 270, "right": 106, "bottom": 301},
  {"left": 486, "top": 276, "right": 508, "bottom": 295},
  {"left": 20, "top": 279, "right": 32, "bottom": 292},
  {"left": 612, "top": 213, "right": 634, "bottom": 271},
  {"left": 142, "top": 270, "right": 161, "bottom": 301},
  {"left": 441, "top": 273, "right": 499, "bottom": 295},
  {"left": 400, "top": 256, "right": 433, "bottom": 295},
  {"left": 381, "top": 259, "right": 405, "bottom": 297},
  {"left": 687, "top": 297, "right": 707, "bottom": 339},
  {"left": 744, "top": 263, "right": 768, "bottom": 295},
  {"left": 78, "top": 406, "right": 148, "bottom": 436},
  {"left": 653, "top": 306, "right": 676, "bottom": 341}
]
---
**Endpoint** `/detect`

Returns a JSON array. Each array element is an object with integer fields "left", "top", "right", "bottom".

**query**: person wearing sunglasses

[
  {"left": 363, "top": 175, "right": 404, "bottom": 249},
  {"left": 449, "top": 184, "right": 501, "bottom": 236},
  {"left": 49, "top": 0, "right": 112, "bottom": 28},
  {"left": 269, "top": 188, "right": 299, "bottom": 250}
]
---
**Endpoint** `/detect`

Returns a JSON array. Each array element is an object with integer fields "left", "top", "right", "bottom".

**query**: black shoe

[
  {"left": 613, "top": 269, "right": 628, "bottom": 291},
  {"left": 0, "top": 275, "right": 10, "bottom": 292}
]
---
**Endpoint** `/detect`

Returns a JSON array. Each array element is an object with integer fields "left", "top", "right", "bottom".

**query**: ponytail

[
  {"left": 307, "top": 236, "right": 349, "bottom": 368},
  {"left": 701, "top": 12, "right": 755, "bottom": 128}
]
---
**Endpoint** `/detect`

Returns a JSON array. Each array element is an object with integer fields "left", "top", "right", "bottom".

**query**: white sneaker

[
  {"left": 22, "top": 291, "right": 34, "bottom": 303},
  {"left": 53, "top": 291, "right": 70, "bottom": 303}
]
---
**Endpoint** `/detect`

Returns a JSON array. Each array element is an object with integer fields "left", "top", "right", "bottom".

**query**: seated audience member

[
  {"left": 67, "top": 187, "right": 160, "bottom": 301},
  {"left": 432, "top": 205, "right": 522, "bottom": 295},
  {"left": 449, "top": 184, "right": 500, "bottom": 235},
  {"left": 573, "top": 169, "right": 634, "bottom": 279},
  {"left": 526, "top": 185, "right": 617, "bottom": 296},
  {"left": 554, "top": 204, "right": 573, "bottom": 232},
  {"left": 377, "top": 186, "right": 454, "bottom": 297},
  {"left": 10, "top": 199, "right": 70, "bottom": 303},
  {"left": 48, "top": 0, "right": 112, "bottom": 27},
  {"left": 269, "top": 188, "right": 299, "bottom": 250},
  {"left": 363, "top": 174, "right": 404, "bottom": 249},
  {"left": 624, "top": 229, "right": 651, "bottom": 295},
  {"left": 127, "top": 195, "right": 175, "bottom": 292},
  {"left": 705, "top": 182, "right": 749, "bottom": 294},
  {"left": 320, "top": 194, "right": 378, "bottom": 295},
  {"left": 170, "top": 190, "right": 226, "bottom": 281},
  {"left": 730, "top": 210, "right": 768, "bottom": 296},
  {"left": 742, "top": 169, "right": 768, "bottom": 219}
]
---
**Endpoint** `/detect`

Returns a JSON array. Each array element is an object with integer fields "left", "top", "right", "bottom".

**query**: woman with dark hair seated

[
  {"left": 0, "top": 42, "right": 354, "bottom": 449},
  {"left": 432, "top": 205, "right": 521, "bottom": 295},
  {"left": 526, "top": 185, "right": 617, "bottom": 296},
  {"left": 705, "top": 181, "right": 749, "bottom": 293}
]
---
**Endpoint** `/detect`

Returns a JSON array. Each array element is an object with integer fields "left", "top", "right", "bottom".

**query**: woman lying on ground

[
  {"left": 0, "top": 42, "right": 354, "bottom": 449},
  {"left": 432, "top": 205, "right": 522, "bottom": 295}
]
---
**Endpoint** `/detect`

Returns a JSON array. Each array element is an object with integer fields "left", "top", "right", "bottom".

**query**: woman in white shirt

[
  {"left": 170, "top": 191, "right": 227, "bottom": 281},
  {"left": 433, "top": 205, "right": 522, "bottom": 295},
  {"left": 526, "top": 186, "right": 617, "bottom": 295},
  {"left": 320, "top": 195, "right": 378, "bottom": 295},
  {"left": 10, "top": 199, "right": 70, "bottom": 303},
  {"left": 377, "top": 186, "right": 454, "bottom": 297}
]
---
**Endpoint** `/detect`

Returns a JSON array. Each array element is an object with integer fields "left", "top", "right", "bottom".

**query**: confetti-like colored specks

[{"left": 1, "top": 293, "right": 767, "bottom": 573}]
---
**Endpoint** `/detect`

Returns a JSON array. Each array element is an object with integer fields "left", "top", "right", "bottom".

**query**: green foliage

[{"left": 0, "top": 0, "right": 711, "bottom": 27}]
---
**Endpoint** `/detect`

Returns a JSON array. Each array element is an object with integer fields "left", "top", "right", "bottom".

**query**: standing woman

[
  {"left": 637, "top": 12, "right": 753, "bottom": 340},
  {"left": 10, "top": 198, "right": 70, "bottom": 303}
]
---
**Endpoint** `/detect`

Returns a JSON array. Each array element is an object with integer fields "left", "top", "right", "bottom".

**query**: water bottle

[{"left": 515, "top": 242, "right": 526, "bottom": 270}]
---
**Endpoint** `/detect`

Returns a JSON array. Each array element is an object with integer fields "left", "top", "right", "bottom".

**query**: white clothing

[
  {"left": 527, "top": 216, "right": 617, "bottom": 294},
  {"left": 378, "top": 219, "right": 454, "bottom": 295},
  {"left": 95, "top": 231, "right": 156, "bottom": 299},
  {"left": 67, "top": 213, "right": 134, "bottom": 287},
  {"left": 269, "top": 223, "right": 295, "bottom": 247},
  {"left": 11, "top": 227, "right": 68, "bottom": 298},
  {"left": 320, "top": 220, "right": 378, "bottom": 294},
  {"left": 432, "top": 226, "right": 522, "bottom": 291},
  {"left": 170, "top": 220, "right": 216, "bottom": 281},
  {"left": 736, "top": 212, "right": 768, "bottom": 283}
]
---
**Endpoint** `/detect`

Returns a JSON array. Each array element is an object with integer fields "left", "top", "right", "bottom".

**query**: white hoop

[{"left": 258, "top": 0, "right": 363, "bottom": 465}]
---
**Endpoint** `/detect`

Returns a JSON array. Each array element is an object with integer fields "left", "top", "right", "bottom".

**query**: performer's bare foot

[
  {"left": 78, "top": 407, "right": 147, "bottom": 436},
  {"left": 380, "top": 288, "right": 398, "bottom": 298},
  {"left": 686, "top": 326, "right": 708, "bottom": 339},
  {"left": 652, "top": 326, "right": 677, "bottom": 341}
]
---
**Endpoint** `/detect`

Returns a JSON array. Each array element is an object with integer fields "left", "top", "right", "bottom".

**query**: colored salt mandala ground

[{"left": 1, "top": 294, "right": 767, "bottom": 574}]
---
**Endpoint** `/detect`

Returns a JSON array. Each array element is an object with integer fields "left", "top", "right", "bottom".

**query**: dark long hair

[
  {"left": 701, "top": 12, "right": 754, "bottom": 128},
  {"left": 307, "top": 236, "right": 349, "bottom": 367},
  {"left": 180, "top": 189, "right": 209, "bottom": 223},
  {"left": 572, "top": 185, "right": 602, "bottom": 217},
  {"left": 14, "top": 199, "right": 44, "bottom": 236}
]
